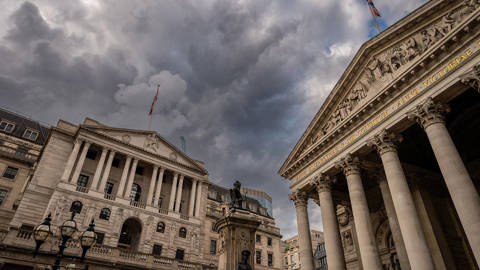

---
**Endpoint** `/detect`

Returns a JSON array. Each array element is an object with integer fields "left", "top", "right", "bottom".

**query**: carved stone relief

[
  {"left": 460, "top": 64, "right": 480, "bottom": 91},
  {"left": 144, "top": 133, "right": 161, "bottom": 153},
  {"left": 304, "top": 2, "right": 479, "bottom": 151},
  {"left": 336, "top": 205, "right": 351, "bottom": 227},
  {"left": 342, "top": 230, "right": 354, "bottom": 251}
]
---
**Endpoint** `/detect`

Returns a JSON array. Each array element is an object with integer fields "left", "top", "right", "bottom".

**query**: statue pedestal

[{"left": 214, "top": 208, "right": 260, "bottom": 270}]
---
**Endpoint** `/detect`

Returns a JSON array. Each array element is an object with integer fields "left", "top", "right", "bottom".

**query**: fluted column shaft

[
  {"left": 378, "top": 177, "right": 411, "bottom": 270},
  {"left": 124, "top": 159, "right": 138, "bottom": 199},
  {"left": 409, "top": 98, "right": 480, "bottom": 263},
  {"left": 169, "top": 173, "right": 179, "bottom": 211},
  {"left": 70, "top": 142, "right": 91, "bottom": 184},
  {"left": 117, "top": 156, "right": 132, "bottom": 197},
  {"left": 336, "top": 155, "right": 382, "bottom": 270},
  {"left": 313, "top": 175, "right": 346, "bottom": 270},
  {"left": 61, "top": 139, "right": 82, "bottom": 182},
  {"left": 189, "top": 179, "right": 198, "bottom": 216},
  {"left": 369, "top": 130, "right": 434, "bottom": 270},
  {"left": 147, "top": 166, "right": 159, "bottom": 205},
  {"left": 91, "top": 148, "right": 108, "bottom": 190},
  {"left": 289, "top": 191, "right": 315, "bottom": 270},
  {"left": 99, "top": 150, "right": 115, "bottom": 192},
  {"left": 154, "top": 168, "right": 165, "bottom": 207},
  {"left": 175, "top": 175, "right": 184, "bottom": 212},
  {"left": 194, "top": 182, "right": 202, "bottom": 217}
]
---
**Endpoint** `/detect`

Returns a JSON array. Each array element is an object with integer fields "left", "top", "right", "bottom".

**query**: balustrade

[
  {"left": 104, "top": 193, "right": 115, "bottom": 200},
  {"left": 76, "top": 186, "right": 89, "bottom": 193},
  {"left": 130, "top": 200, "right": 146, "bottom": 209}
]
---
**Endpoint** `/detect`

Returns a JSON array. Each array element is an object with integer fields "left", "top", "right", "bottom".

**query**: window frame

[
  {"left": 99, "top": 208, "right": 111, "bottom": 220},
  {"left": 2, "top": 166, "right": 19, "bottom": 180},
  {"left": 256, "top": 250, "right": 261, "bottom": 264},
  {"left": 152, "top": 244, "right": 163, "bottom": 256},
  {"left": 22, "top": 128, "right": 39, "bottom": 141},
  {"left": 267, "top": 237, "right": 272, "bottom": 246},
  {"left": 268, "top": 253, "right": 273, "bottom": 266},
  {"left": 129, "top": 183, "right": 142, "bottom": 202},
  {"left": 256, "top": 234, "right": 261, "bottom": 243},
  {"left": 77, "top": 174, "right": 89, "bottom": 187},
  {"left": 86, "top": 149, "right": 97, "bottom": 160},
  {"left": 70, "top": 201, "right": 83, "bottom": 214},
  {"left": 96, "top": 232, "right": 105, "bottom": 245},
  {"left": 210, "top": 239, "right": 217, "bottom": 254},
  {"left": 0, "top": 120, "right": 15, "bottom": 133},
  {"left": 104, "top": 182, "right": 114, "bottom": 194},
  {"left": 156, "top": 222, "right": 165, "bottom": 233},
  {"left": 0, "top": 189, "right": 8, "bottom": 206},
  {"left": 111, "top": 158, "right": 120, "bottom": 168},
  {"left": 175, "top": 248, "right": 185, "bottom": 260},
  {"left": 179, "top": 227, "right": 187, "bottom": 238}
]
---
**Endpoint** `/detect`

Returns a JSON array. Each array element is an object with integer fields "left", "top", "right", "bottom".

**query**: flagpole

[
  {"left": 369, "top": 5, "right": 381, "bottom": 34},
  {"left": 148, "top": 84, "right": 160, "bottom": 130}
]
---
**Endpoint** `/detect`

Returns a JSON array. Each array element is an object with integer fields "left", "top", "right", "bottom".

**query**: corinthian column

[
  {"left": 70, "top": 142, "right": 91, "bottom": 184},
  {"left": 336, "top": 155, "right": 382, "bottom": 270},
  {"left": 61, "top": 139, "right": 82, "bottom": 182},
  {"left": 169, "top": 173, "right": 179, "bottom": 211},
  {"left": 91, "top": 147, "right": 108, "bottom": 190},
  {"left": 408, "top": 97, "right": 480, "bottom": 263},
  {"left": 312, "top": 174, "right": 346, "bottom": 270},
  {"left": 368, "top": 130, "right": 434, "bottom": 270},
  {"left": 288, "top": 191, "right": 315, "bottom": 270}
]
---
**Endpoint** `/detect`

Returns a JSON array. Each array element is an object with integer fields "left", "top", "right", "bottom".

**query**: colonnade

[
  {"left": 290, "top": 98, "right": 480, "bottom": 270},
  {"left": 60, "top": 139, "right": 203, "bottom": 217}
]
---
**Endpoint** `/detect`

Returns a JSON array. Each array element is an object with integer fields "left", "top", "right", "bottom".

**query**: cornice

[{"left": 281, "top": 3, "right": 480, "bottom": 180}]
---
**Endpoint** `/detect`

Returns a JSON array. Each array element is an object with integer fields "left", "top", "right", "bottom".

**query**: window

[
  {"left": 175, "top": 249, "right": 185, "bottom": 260},
  {"left": 135, "top": 166, "right": 144, "bottom": 175},
  {"left": 77, "top": 174, "right": 89, "bottom": 187},
  {"left": 158, "top": 197, "right": 163, "bottom": 208},
  {"left": 129, "top": 183, "right": 141, "bottom": 201},
  {"left": 0, "top": 121, "right": 15, "bottom": 133},
  {"left": 152, "top": 244, "right": 162, "bottom": 256},
  {"left": 211, "top": 221, "right": 216, "bottom": 232},
  {"left": 112, "top": 158, "right": 120, "bottom": 168},
  {"left": 268, "top": 253, "right": 273, "bottom": 266},
  {"left": 256, "top": 250, "right": 261, "bottom": 264},
  {"left": 267, "top": 237, "right": 272, "bottom": 246},
  {"left": 96, "top": 232, "right": 105, "bottom": 245},
  {"left": 70, "top": 201, "right": 83, "bottom": 213},
  {"left": 2, "top": 167, "right": 18, "bottom": 179},
  {"left": 99, "top": 208, "right": 111, "bottom": 220},
  {"left": 210, "top": 239, "right": 217, "bottom": 254},
  {"left": 0, "top": 189, "right": 7, "bottom": 205},
  {"left": 86, "top": 150, "right": 97, "bottom": 160},
  {"left": 179, "top": 227, "right": 187, "bottom": 238},
  {"left": 104, "top": 182, "right": 114, "bottom": 194},
  {"left": 15, "top": 147, "right": 28, "bottom": 158},
  {"left": 290, "top": 255, "right": 294, "bottom": 263},
  {"left": 285, "top": 257, "right": 288, "bottom": 265},
  {"left": 156, "top": 222, "right": 165, "bottom": 233},
  {"left": 22, "top": 129, "right": 39, "bottom": 141},
  {"left": 256, "top": 234, "right": 261, "bottom": 243}
]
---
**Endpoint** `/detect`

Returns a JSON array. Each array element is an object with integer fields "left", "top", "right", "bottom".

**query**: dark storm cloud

[{"left": 0, "top": 0, "right": 427, "bottom": 238}]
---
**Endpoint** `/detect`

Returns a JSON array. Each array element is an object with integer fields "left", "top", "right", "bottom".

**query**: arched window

[
  {"left": 99, "top": 208, "right": 111, "bottom": 220},
  {"left": 179, "top": 227, "right": 187, "bottom": 238},
  {"left": 156, "top": 222, "right": 165, "bottom": 233},
  {"left": 129, "top": 184, "right": 142, "bottom": 202},
  {"left": 70, "top": 201, "right": 83, "bottom": 214}
]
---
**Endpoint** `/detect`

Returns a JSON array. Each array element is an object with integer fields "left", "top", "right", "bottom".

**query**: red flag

[{"left": 149, "top": 84, "right": 159, "bottom": 116}]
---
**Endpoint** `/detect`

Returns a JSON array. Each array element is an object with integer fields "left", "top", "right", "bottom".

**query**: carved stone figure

[
  {"left": 367, "top": 56, "right": 384, "bottom": 80},
  {"left": 420, "top": 29, "right": 434, "bottom": 51},
  {"left": 237, "top": 250, "right": 252, "bottom": 270},
  {"left": 404, "top": 37, "right": 419, "bottom": 61},
  {"left": 441, "top": 12, "right": 455, "bottom": 34},
  {"left": 343, "top": 230, "right": 354, "bottom": 250},
  {"left": 337, "top": 205, "right": 351, "bottom": 227},
  {"left": 144, "top": 134, "right": 160, "bottom": 152},
  {"left": 230, "top": 180, "right": 244, "bottom": 209},
  {"left": 460, "top": 64, "right": 480, "bottom": 92}
]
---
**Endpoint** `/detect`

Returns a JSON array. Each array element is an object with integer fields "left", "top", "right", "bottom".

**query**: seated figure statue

[{"left": 237, "top": 250, "right": 252, "bottom": 270}]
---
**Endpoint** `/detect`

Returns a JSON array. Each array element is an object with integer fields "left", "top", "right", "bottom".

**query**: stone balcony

[{"left": 0, "top": 143, "right": 38, "bottom": 164}]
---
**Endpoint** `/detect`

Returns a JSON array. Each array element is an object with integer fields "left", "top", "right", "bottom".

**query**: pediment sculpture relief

[
  {"left": 460, "top": 64, "right": 480, "bottom": 92},
  {"left": 143, "top": 133, "right": 161, "bottom": 153},
  {"left": 306, "top": 2, "right": 478, "bottom": 150}
]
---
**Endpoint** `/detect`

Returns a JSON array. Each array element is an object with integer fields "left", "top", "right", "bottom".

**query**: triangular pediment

[
  {"left": 280, "top": 0, "right": 478, "bottom": 177},
  {"left": 82, "top": 124, "right": 207, "bottom": 174}
]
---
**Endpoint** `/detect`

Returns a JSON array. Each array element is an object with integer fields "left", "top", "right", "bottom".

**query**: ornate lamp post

[
  {"left": 33, "top": 213, "right": 52, "bottom": 257},
  {"left": 52, "top": 212, "right": 78, "bottom": 270},
  {"left": 79, "top": 220, "right": 97, "bottom": 262}
]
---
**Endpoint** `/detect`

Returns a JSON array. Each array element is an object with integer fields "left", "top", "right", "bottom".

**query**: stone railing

[
  {"left": 104, "top": 193, "right": 115, "bottom": 200},
  {"left": 16, "top": 228, "right": 33, "bottom": 240},
  {"left": 158, "top": 208, "right": 169, "bottom": 215},
  {"left": 130, "top": 200, "right": 146, "bottom": 209},
  {"left": 76, "top": 186, "right": 89, "bottom": 193},
  {"left": 180, "top": 214, "right": 190, "bottom": 221}
]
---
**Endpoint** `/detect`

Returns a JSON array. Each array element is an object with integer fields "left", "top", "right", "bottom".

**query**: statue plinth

[{"left": 214, "top": 208, "right": 260, "bottom": 270}]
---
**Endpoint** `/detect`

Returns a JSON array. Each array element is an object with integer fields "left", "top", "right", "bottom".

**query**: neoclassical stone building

[
  {"left": 282, "top": 230, "right": 325, "bottom": 270},
  {"left": 279, "top": 1, "right": 480, "bottom": 270}
]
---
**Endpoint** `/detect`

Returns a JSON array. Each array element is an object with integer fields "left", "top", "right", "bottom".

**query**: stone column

[
  {"left": 117, "top": 156, "right": 132, "bottom": 197},
  {"left": 124, "top": 159, "right": 138, "bottom": 199},
  {"left": 288, "top": 191, "right": 315, "bottom": 270},
  {"left": 189, "top": 179, "right": 198, "bottom": 216},
  {"left": 312, "top": 174, "right": 346, "bottom": 270},
  {"left": 154, "top": 168, "right": 165, "bottom": 207},
  {"left": 408, "top": 97, "right": 480, "bottom": 263},
  {"left": 336, "top": 155, "right": 382, "bottom": 270},
  {"left": 369, "top": 130, "right": 434, "bottom": 270},
  {"left": 91, "top": 148, "right": 108, "bottom": 190},
  {"left": 70, "top": 142, "right": 91, "bottom": 184},
  {"left": 61, "top": 139, "right": 82, "bottom": 182},
  {"left": 169, "top": 173, "right": 179, "bottom": 211},
  {"left": 99, "top": 150, "right": 115, "bottom": 192},
  {"left": 195, "top": 181, "right": 203, "bottom": 217},
  {"left": 175, "top": 175, "right": 185, "bottom": 212},
  {"left": 377, "top": 176, "right": 411, "bottom": 270},
  {"left": 147, "top": 166, "right": 159, "bottom": 205}
]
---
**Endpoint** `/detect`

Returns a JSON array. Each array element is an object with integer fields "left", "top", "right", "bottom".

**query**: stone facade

[
  {"left": 279, "top": 1, "right": 480, "bottom": 270},
  {"left": 282, "top": 230, "right": 325, "bottom": 270}
]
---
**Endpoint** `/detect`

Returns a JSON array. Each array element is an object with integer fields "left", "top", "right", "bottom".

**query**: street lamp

[
  {"left": 33, "top": 213, "right": 52, "bottom": 257},
  {"left": 79, "top": 219, "right": 97, "bottom": 262},
  {"left": 52, "top": 212, "right": 78, "bottom": 270}
]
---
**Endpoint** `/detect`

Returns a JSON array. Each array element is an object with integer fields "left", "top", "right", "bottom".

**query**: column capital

[
  {"left": 407, "top": 97, "right": 450, "bottom": 130},
  {"left": 312, "top": 173, "right": 335, "bottom": 193},
  {"left": 460, "top": 64, "right": 480, "bottom": 93},
  {"left": 368, "top": 129, "right": 403, "bottom": 155},
  {"left": 288, "top": 191, "right": 309, "bottom": 208},
  {"left": 335, "top": 154, "right": 361, "bottom": 176}
]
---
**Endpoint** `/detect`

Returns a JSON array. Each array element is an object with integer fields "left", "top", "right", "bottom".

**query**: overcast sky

[{"left": 0, "top": 0, "right": 427, "bottom": 239}]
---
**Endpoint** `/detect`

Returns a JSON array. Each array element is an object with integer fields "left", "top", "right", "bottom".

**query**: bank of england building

[{"left": 280, "top": 1, "right": 480, "bottom": 269}]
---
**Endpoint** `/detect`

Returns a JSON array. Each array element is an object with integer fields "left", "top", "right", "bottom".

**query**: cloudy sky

[{"left": 0, "top": 0, "right": 427, "bottom": 238}]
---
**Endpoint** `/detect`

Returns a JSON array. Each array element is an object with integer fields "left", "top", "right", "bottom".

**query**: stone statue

[
  {"left": 237, "top": 250, "right": 252, "bottom": 270},
  {"left": 230, "top": 180, "right": 244, "bottom": 209}
]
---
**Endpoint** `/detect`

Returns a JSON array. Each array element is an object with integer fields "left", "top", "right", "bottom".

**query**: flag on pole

[
  {"left": 367, "top": 0, "right": 381, "bottom": 17},
  {"left": 148, "top": 84, "right": 160, "bottom": 116}
]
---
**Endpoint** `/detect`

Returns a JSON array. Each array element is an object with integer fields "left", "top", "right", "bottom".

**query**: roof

[{"left": 0, "top": 107, "right": 50, "bottom": 145}]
